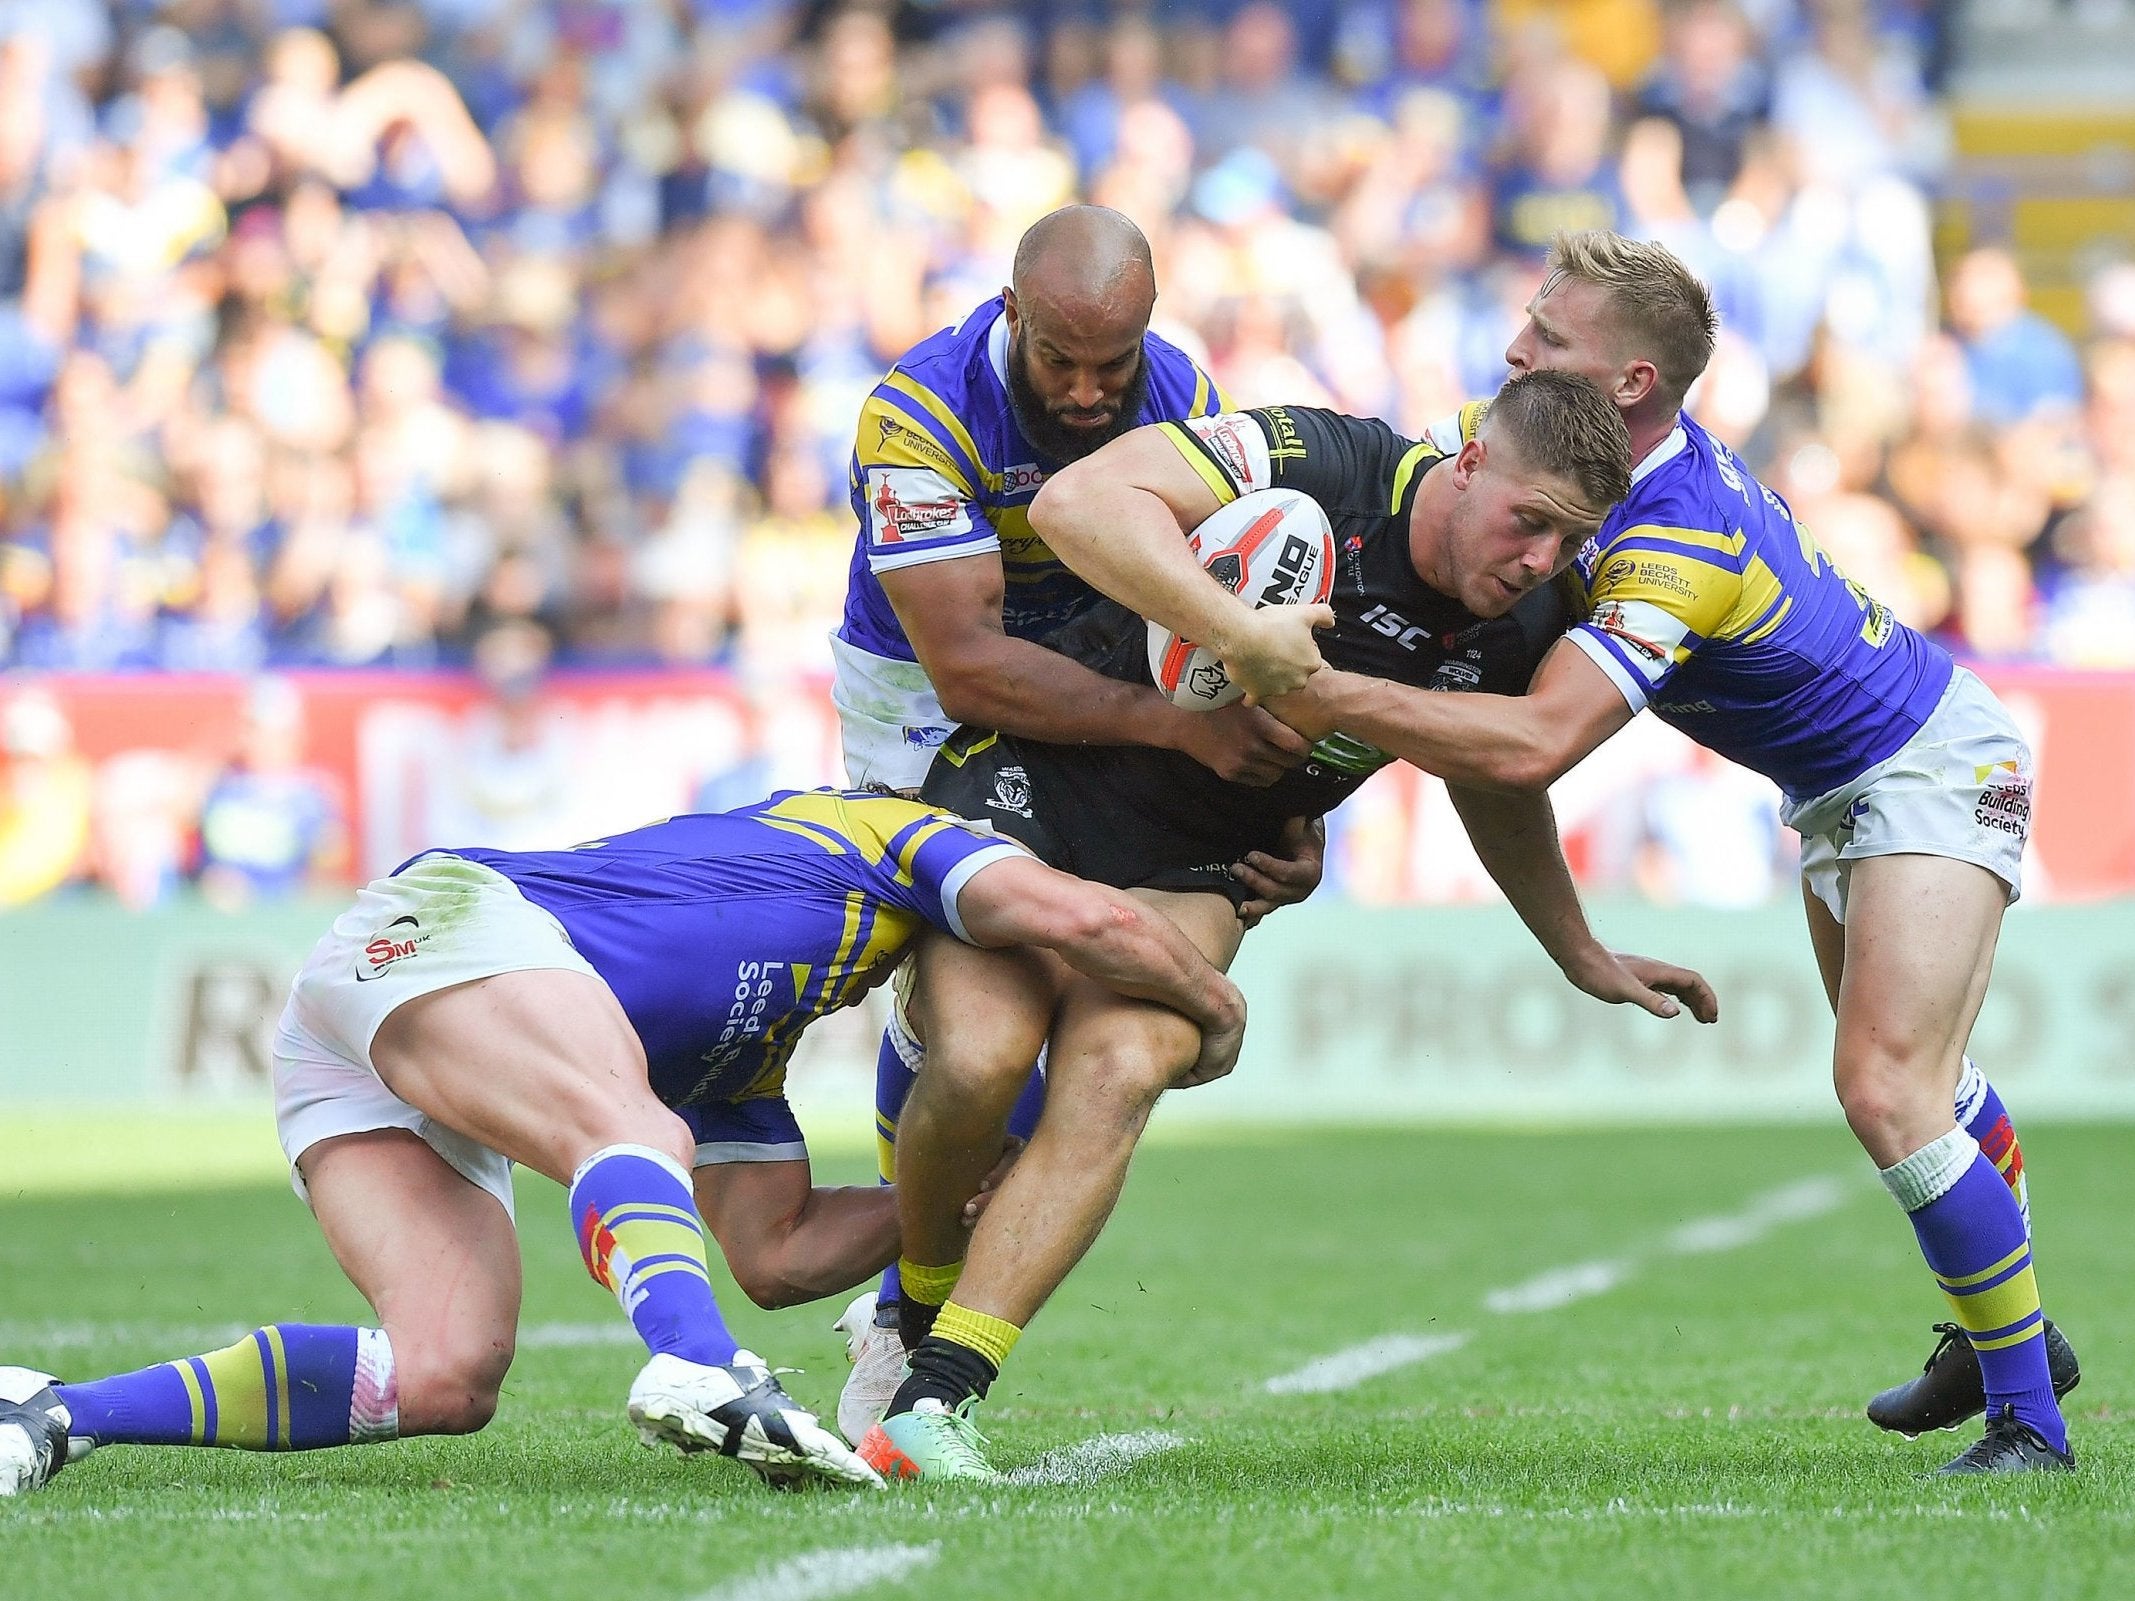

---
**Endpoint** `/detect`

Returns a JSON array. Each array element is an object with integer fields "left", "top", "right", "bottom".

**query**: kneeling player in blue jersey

[
  {"left": 1265, "top": 232, "right": 2077, "bottom": 1473},
  {"left": 0, "top": 791, "right": 1243, "bottom": 1497}
]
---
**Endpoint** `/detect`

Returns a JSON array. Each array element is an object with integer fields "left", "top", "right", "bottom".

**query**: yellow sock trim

[
  {"left": 898, "top": 1257, "right": 964, "bottom": 1307},
  {"left": 935, "top": 1301, "right": 1022, "bottom": 1370}
]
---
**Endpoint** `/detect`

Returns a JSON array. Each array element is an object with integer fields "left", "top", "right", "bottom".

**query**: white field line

[
  {"left": 1265, "top": 1173, "right": 1858, "bottom": 1396},
  {"left": 1002, "top": 1429, "right": 1188, "bottom": 1486},
  {"left": 1665, "top": 1175, "right": 1849, "bottom": 1255},
  {"left": 1481, "top": 1259, "right": 1632, "bottom": 1314},
  {"left": 688, "top": 1543, "right": 939, "bottom": 1601},
  {"left": 1263, "top": 1333, "right": 1471, "bottom": 1396}
]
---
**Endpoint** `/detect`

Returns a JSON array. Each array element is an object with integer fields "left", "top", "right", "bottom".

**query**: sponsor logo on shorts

[
  {"left": 901, "top": 724, "right": 951, "bottom": 751},
  {"left": 989, "top": 765, "right": 1033, "bottom": 818},
  {"left": 1974, "top": 764, "right": 2032, "bottom": 839},
  {"left": 354, "top": 915, "right": 422, "bottom": 981},
  {"left": 700, "top": 960, "right": 788, "bottom": 1073}
]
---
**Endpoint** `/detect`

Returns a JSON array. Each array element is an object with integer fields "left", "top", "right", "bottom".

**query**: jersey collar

[
  {"left": 986, "top": 304, "right": 1011, "bottom": 391},
  {"left": 1630, "top": 420, "right": 1688, "bottom": 487}
]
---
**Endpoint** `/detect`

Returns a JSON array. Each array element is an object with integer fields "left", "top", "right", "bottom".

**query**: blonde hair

[{"left": 1547, "top": 230, "right": 1718, "bottom": 409}]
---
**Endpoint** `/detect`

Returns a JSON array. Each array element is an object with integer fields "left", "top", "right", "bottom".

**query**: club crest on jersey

[
  {"left": 355, "top": 915, "right": 422, "bottom": 981},
  {"left": 866, "top": 467, "right": 972, "bottom": 544},
  {"left": 990, "top": 765, "right": 1034, "bottom": 818}
]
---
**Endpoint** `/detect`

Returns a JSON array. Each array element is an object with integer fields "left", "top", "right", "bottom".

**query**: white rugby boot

[
  {"left": 627, "top": 1350, "right": 881, "bottom": 1489},
  {"left": 832, "top": 1290, "right": 907, "bottom": 1447},
  {"left": 0, "top": 1367, "right": 72, "bottom": 1497}
]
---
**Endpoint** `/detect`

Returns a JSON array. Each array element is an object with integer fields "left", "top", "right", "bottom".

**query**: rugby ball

[{"left": 1147, "top": 487, "right": 1336, "bottom": 709}]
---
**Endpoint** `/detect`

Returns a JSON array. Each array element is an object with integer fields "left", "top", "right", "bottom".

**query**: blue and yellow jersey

[
  {"left": 433, "top": 792, "right": 1023, "bottom": 1112},
  {"left": 1565, "top": 413, "right": 1954, "bottom": 800},
  {"left": 836, "top": 294, "right": 1226, "bottom": 661}
]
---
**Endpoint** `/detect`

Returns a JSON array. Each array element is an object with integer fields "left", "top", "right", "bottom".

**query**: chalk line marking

[
  {"left": 1263, "top": 1332, "right": 1472, "bottom": 1396},
  {"left": 1003, "top": 1429, "right": 1188, "bottom": 1486},
  {"left": 688, "top": 1543, "right": 940, "bottom": 1601}
]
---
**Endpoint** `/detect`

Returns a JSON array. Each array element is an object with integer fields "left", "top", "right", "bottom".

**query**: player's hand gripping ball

[{"left": 1147, "top": 487, "right": 1336, "bottom": 709}]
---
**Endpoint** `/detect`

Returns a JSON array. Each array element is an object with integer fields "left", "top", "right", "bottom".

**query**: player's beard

[{"left": 1006, "top": 332, "right": 1151, "bottom": 465}]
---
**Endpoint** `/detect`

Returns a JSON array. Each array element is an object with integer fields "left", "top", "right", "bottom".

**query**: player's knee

[
  {"left": 396, "top": 1335, "right": 514, "bottom": 1436},
  {"left": 1078, "top": 1024, "right": 1196, "bottom": 1124},
  {"left": 722, "top": 1238, "right": 807, "bottom": 1311}
]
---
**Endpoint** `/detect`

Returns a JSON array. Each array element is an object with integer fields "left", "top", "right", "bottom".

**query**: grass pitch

[{"left": 4, "top": 1122, "right": 2130, "bottom": 1600}]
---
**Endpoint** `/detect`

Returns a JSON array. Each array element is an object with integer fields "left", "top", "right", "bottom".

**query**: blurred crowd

[
  {"left": 0, "top": 0, "right": 2128, "bottom": 683},
  {"left": 3, "top": 0, "right": 2135, "bottom": 910}
]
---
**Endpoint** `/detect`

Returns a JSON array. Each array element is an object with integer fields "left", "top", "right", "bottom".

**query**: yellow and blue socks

[
  {"left": 54, "top": 1325, "right": 397, "bottom": 1449},
  {"left": 889, "top": 1301, "right": 1023, "bottom": 1415},
  {"left": 1881, "top": 1126, "right": 2066, "bottom": 1451},
  {"left": 1955, "top": 1056, "right": 2030, "bottom": 1234},
  {"left": 570, "top": 1143, "right": 737, "bottom": 1367}
]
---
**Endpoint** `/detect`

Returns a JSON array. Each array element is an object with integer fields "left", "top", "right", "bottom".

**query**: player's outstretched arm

[
  {"left": 1269, "top": 641, "right": 1633, "bottom": 791},
  {"left": 1031, "top": 425, "right": 1332, "bottom": 704},
  {"left": 1447, "top": 784, "right": 1719, "bottom": 1025},
  {"left": 881, "top": 553, "right": 1309, "bottom": 787},
  {"left": 956, "top": 854, "right": 1248, "bottom": 1083}
]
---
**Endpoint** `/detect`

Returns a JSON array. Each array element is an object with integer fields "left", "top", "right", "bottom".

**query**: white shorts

[
  {"left": 1783, "top": 667, "right": 2032, "bottom": 924},
  {"left": 271, "top": 854, "right": 600, "bottom": 1220},
  {"left": 830, "top": 631, "right": 952, "bottom": 792}
]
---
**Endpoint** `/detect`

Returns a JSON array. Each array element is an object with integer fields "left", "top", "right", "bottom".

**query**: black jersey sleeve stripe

[{"left": 1155, "top": 420, "right": 1244, "bottom": 505}]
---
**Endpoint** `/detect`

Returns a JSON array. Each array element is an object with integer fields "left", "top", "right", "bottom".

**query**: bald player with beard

[{"left": 827, "top": 206, "right": 1325, "bottom": 1441}]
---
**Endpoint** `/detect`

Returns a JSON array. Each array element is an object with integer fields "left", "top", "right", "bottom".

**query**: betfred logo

[{"left": 355, "top": 916, "right": 421, "bottom": 981}]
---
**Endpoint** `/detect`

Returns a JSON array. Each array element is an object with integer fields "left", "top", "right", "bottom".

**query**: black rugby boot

[
  {"left": 1867, "top": 1319, "right": 2080, "bottom": 1436},
  {"left": 1936, "top": 1405, "right": 2076, "bottom": 1475}
]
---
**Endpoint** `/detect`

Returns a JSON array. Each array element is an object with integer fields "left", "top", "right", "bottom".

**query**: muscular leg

[
  {"left": 370, "top": 969, "right": 736, "bottom": 1369},
  {"left": 1807, "top": 882, "right": 2032, "bottom": 1226},
  {"left": 304, "top": 1129, "right": 520, "bottom": 1435},
  {"left": 50, "top": 1128, "right": 516, "bottom": 1456},
  {"left": 890, "top": 890, "right": 1242, "bottom": 1412},
  {"left": 1828, "top": 854, "right": 2067, "bottom": 1455},
  {"left": 696, "top": 1159, "right": 899, "bottom": 1311},
  {"left": 891, "top": 933, "right": 1060, "bottom": 1339}
]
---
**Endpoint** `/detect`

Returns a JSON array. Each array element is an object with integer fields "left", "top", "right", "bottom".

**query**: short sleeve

[
  {"left": 1569, "top": 532, "right": 1743, "bottom": 711},
  {"left": 1156, "top": 405, "right": 1394, "bottom": 512},
  {"left": 853, "top": 388, "right": 996, "bottom": 574},
  {"left": 876, "top": 809, "right": 1026, "bottom": 943}
]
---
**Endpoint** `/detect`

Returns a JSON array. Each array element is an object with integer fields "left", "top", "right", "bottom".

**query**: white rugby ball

[{"left": 1147, "top": 487, "right": 1336, "bottom": 709}]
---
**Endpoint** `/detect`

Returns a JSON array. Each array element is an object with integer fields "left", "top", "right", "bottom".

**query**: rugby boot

[
  {"left": 628, "top": 1350, "right": 882, "bottom": 1488},
  {"left": 833, "top": 1289, "right": 908, "bottom": 1447},
  {"left": 856, "top": 1395, "right": 1000, "bottom": 1483},
  {"left": 1867, "top": 1320, "right": 2080, "bottom": 1436},
  {"left": 1936, "top": 1405, "right": 2076, "bottom": 1474},
  {"left": 0, "top": 1368, "right": 72, "bottom": 1497}
]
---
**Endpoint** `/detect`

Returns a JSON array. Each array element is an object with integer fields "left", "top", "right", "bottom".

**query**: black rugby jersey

[{"left": 1035, "top": 404, "right": 1563, "bottom": 834}]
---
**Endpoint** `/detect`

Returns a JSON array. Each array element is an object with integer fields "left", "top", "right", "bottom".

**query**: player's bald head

[{"left": 1009, "top": 205, "right": 1156, "bottom": 331}]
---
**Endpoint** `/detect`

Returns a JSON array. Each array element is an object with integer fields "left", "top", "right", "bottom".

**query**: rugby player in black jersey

[{"left": 852, "top": 369, "right": 1718, "bottom": 1482}]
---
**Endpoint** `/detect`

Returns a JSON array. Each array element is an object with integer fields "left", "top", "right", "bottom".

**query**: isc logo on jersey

[{"left": 1147, "top": 488, "right": 1335, "bottom": 709}]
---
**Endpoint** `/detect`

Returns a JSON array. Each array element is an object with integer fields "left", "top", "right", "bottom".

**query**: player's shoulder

[
  {"left": 1137, "top": 326, "right": 1221, "bottom": 420},
  {"left": 1600, "top": 421, "right": 1746, "bottom": 557}
]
